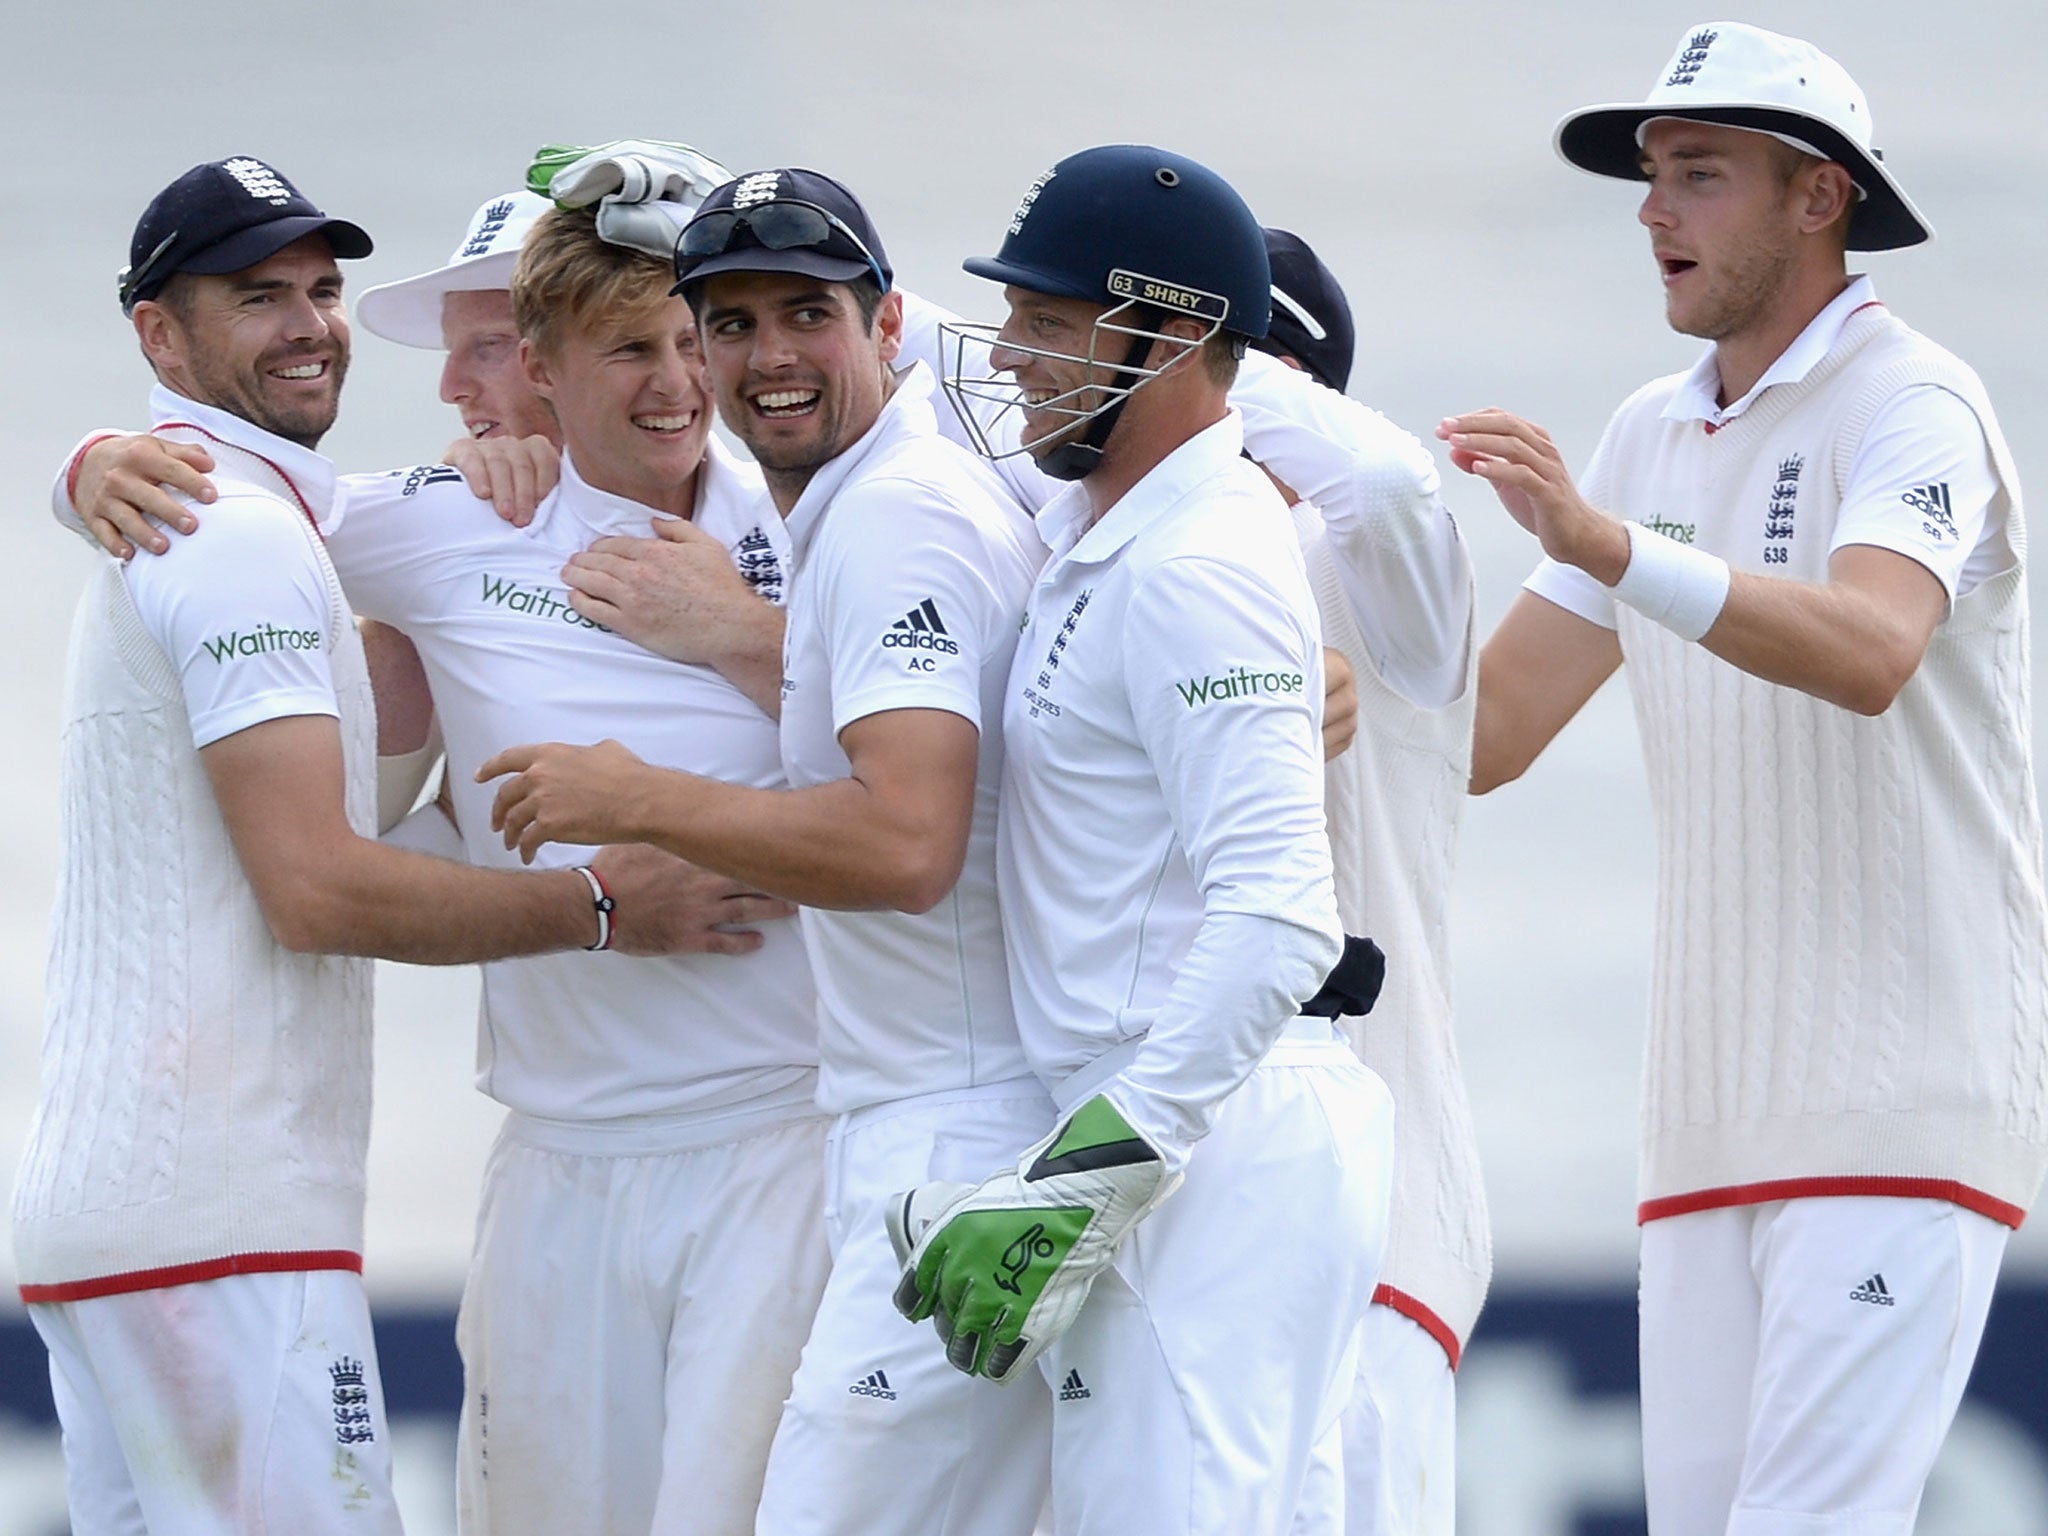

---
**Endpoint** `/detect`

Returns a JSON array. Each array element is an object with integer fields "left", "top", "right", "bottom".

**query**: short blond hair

[{"left": 511, "top": 207, "right": 677, "bottom": 361}]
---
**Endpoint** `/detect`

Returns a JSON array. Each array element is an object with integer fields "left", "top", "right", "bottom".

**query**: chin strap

[{"left": 1035, "top": 315, "right": 1164, "bottom": 482}]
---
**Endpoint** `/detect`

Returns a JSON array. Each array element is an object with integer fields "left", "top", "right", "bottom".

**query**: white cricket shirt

[
  {"left": 322, "top": 439, "right": 818, "bottom": 1124},
  {"left": 998, "top": 412, "right": 1343, "bottom": 1172},
  {"left": 777, "top": 364, "right": 1043, "bottom": 1113}
]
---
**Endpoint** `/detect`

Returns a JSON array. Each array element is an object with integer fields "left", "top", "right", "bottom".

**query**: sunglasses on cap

[
  {"left": 675, "top": 199, "right": 886, "bottom": 288},
  {"left": 118, "top": 232, "right": 182, "bottom": 312}
]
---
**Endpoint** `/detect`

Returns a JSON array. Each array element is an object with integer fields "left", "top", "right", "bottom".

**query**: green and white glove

[
  {"left": 524, "top": 140, "right": 734, "bottom": 263},
  {"left": 887, "top": 1095, "right": 1179, "bottom": 1382}
]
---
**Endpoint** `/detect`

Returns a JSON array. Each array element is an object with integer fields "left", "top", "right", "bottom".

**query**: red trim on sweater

[
  {"left": 1372, "top": 1284, "right": 1463, "bottom": 1371},
  {"left": 18, "top": 1249, "right": 363, "bottom": 1305},
  {"left": 1638, "top": 1176, "right": 2025, "bottom": 1230},
  {"left": 156, "top": 421, "right": 322, "bottom": 537}
]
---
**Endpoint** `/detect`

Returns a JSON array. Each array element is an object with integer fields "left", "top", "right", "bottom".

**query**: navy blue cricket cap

[
  {"left": 1257, "top": 229, "right": 1355, "bottom": 394},
  {"left": 120, "top": 157, "right": 374, "bottom": 314},
  {"left": 670, "top": 168, "right": 892, "bottom": 296}
]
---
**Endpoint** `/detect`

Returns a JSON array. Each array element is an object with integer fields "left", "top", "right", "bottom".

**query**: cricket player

[
  {"left": 889, "top": 144, "right": 1395, "bottom": 1536},
  {"left": 1453, "top": 25, "right": 2048, "bottom": 1534},
  {"left": 1248, "top": 228, "right": 1490, "bottom": 1536},
  {"left": 15, "top": 156, "right": 715, "bottom": 1536},
  {"left": 481, "top": 167, "right": 1057, "bottom": 1536},
  {"left": 54, "top": 149, "right": 829, "bottom": 1536}
]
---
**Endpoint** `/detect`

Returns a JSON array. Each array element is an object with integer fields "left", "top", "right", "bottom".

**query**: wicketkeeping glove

[
  {"left": 887, "top": 1094, "right": 1179, "bottom": 1383},
  {"left": 525, "top": 140, "right": 735, "bottom": 263}
]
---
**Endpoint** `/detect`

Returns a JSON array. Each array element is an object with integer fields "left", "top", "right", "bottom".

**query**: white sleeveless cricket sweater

[
  {"left": 1297, "top": 501, "right": 1491, "bottom": 1365},
  {"left": 14, "top": 427, "right": 378, "bottom": 1299},
  {"left": 1596, "top": 309, "right": 2048, "bottom": 1227}
]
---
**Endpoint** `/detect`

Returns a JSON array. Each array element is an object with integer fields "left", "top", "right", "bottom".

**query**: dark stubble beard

[
  {"left": 186, "top": 334, "right": 350, "bottom": 450},
  {"left": 1669, "top": 229, "right": 1799, "bottom": 345}
]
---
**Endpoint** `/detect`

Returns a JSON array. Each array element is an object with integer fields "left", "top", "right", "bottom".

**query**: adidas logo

[
  {"left": 848, "top": 1369, "right": 898, "bottom": 1400},
  {"left": 1849, "top": 1273, "right": 1897, "bottom": 1307},
  {"left": 1901, "top": 482, "right": 1956, "bottom": 539},
  {"left": 882, "top": 598, "right": 960, "bottom": 654},
  {"left": 1058, "top": 1368, "right": 1091, "bottom": 1402}
]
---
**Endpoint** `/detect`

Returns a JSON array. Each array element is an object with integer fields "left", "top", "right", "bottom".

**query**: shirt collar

[
  {"left": 553, "top": 445, "right": 690, "bottom": 540},
  {"left": 1663, "top": 274, "right": 1882, "bottom": 428},
  {"left": 1033, "top": 410, "right": 1247, "bottom": 567},
  {"left": 148, "top": 383, "right": 338, "bottom": 519},
  {"left": 784, "top": 361, "right": 941, "bottom": 564}
]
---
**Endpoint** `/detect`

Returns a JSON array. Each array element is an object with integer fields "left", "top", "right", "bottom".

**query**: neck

[
  {"left": 569, "top": 448, "right": 702, "bottom": 520},
  {"left": 763, "top": 467, "right": 811, "bottom": 519},
  {"left": 1710, "top": 267, "right": 1852, "bottom": 407},
  {"left": 1082, "top": 387, "right": 1228, "bottom": 524}
]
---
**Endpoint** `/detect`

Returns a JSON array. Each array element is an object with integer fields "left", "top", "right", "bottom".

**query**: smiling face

[
  {"left": 987, "top": 285, "right": 1123, "bottom": 461},
  {"left": 1635, "top": 118, "right": 1817, "bottom": 344},
  {"left": 440, "top": 288, "right": 558, "bottom": 444},
  {"left": 695, "top": 270, "right": 902, "bottom": 509},
  {"left": 523, "top": 292, "right": 713, "bottom": 517},
  {"left": 140, "top": 234, "right": 350, "bottom": 447}
]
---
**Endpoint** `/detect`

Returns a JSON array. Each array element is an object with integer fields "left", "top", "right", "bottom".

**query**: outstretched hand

[
  {"left": 1437, "top": 409, "right": 1629, "bottom": 583},
  {"left": 479, "top": 738, "right": 652, "bottom": 862}
]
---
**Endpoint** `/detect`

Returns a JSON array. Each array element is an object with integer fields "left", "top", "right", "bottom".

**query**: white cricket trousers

[
  {"left": 755, "top": 1077, "right": 1059, "bottom": 1536},
  {"left": 31, "top": 1268, "right": 402, "bottom": 1536},
  {"left": 456, "top": 1104, "right": 831, "bottom": 1536},
  {"left": 1639, "top": 1195, "right": 2008, "bottom": 1536},
  {"left": 1044, "top": 1024, "right": 1395, "bottom": 1536},
  {"left": 1340, "top": 1304, "right": 1457, "bottom": 1536}
]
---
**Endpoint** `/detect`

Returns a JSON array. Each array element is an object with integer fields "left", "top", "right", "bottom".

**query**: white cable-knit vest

[
  {"left": 13, "top": 433, "right": 378, "bottom": 1296},
  {"left": 1593, "top": 309, "right": 2048, "bottom": 1225},
  {"left": 1296, "top": 502, "right": 1492, "bottom": 1362}
]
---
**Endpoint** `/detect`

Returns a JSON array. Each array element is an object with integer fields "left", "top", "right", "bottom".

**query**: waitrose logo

[
  {"left": 481, "top": 574, "right": 604, "bottom": 630},
  {"left": 201, "top": 623, "right": 323, "bottom": 663},
  {"left": 1174, "top": 664, "right": 1305, "bottom": 708}
]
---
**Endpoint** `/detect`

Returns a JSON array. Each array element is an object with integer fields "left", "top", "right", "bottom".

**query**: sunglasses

[
  {"left": 118, "top": 231, "right": 180, "bottom": 312},
  {"left": 675, "top": 200, "right": 886, "bottom": 289}
]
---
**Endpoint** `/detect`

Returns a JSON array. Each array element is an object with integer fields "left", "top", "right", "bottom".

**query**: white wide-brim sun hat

[
  {"left": 1553, "top": 21, "right": 1932, "bottom": 252},
  {"left": 355, "top": 189, "right": 552, "bottom": 349}
]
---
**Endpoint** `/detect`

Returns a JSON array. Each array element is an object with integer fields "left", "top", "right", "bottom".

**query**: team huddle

[{"left": 13, "top": 20, "right": 2046, "bottom": 1536}]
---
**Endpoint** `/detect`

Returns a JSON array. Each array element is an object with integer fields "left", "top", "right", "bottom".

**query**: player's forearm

[
  {"left": 609, "top": 764, "right": 966, "bottom": 913},
  {"left": 1696, "top": 567, "right": 1934, "bottom": 715},
  {"left": 258, "top": 840, "right": 597, "bottom": 962},
  {"left": 1110, "top": 907, "right": 1342, "bottom": 1175},
  {"left": 704, "top": 610, "right": 787, "bottom": 718}
]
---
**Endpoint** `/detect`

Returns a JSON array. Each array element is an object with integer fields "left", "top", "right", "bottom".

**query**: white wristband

[{"left": 1609, "top": 523, "right": 1731, "bottom": 641}]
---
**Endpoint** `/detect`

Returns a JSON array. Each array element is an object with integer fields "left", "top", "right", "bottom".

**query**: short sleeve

[
  {"left": 1524, "top": 557, "right": 1619, "bottom": 630},
  {"left": 815, "top": 477, "right": 1018, "bottom": 737},
  {"left": 123, "top": 492, "right": 341, "bottom": 748},
  {"left": 1829, "top": 384, "right": 2002, "bottom": 600}
]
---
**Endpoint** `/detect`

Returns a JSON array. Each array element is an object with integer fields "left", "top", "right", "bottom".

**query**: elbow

[
  {"left": 253, "top": 876, "right": 351, "bottom": 955},
  {"left": 880, "top": 841, "right": 968, "bottom": 916},
  {"left": 1467, "top": 730, "right": 1530, "bottom": 796},
  {"left": 1829, "top": 644, "right": 1923, "bottom": 717}
]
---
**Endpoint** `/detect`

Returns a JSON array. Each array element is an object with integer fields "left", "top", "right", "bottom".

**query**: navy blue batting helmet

[{"left": 964, "top": 146, "right": 1271, "bottom": 340}]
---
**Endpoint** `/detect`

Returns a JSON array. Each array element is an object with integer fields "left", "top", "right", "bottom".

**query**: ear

[
  {"left": 873, "top": 289, "right": 905, "bottom": 366},
  {"left": 521, "top": 336, "right": 555, "bottom": 401},
  {"left": 1797, "top": 160, "right": 1858, "bottom": 240},
  {"left": 132, "top": 301, "right": 182, "bottom": 373},
  {"left": 1151, "top": 313, "right": 1210, "bottom": 374}
]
